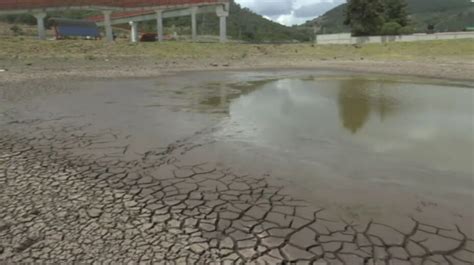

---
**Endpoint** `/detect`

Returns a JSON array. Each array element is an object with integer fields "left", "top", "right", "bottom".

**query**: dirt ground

[
  {"left": 1, "top": 55, "right": 473, "bottom": 85},
  {"left": 0, "top": 37, "right": 473, "bottom": 83}
]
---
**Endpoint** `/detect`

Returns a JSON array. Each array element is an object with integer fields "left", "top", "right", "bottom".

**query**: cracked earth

[
  {"left": 0, "top": 73, "right": 473, "bottom": 264},
  {"left": 1, "top": 119, "right": 473, "bottom": 265}
]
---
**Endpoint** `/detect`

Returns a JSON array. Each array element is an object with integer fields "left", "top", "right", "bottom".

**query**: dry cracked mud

[{"left": 0, "top": 114, "right": 473, "bottom": 265}]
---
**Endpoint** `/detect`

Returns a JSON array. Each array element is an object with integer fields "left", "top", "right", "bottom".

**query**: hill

[
  {"left": 302, "top": 0, "right": 474, "bottom": 34},
  {"left": 0, "top": 1, "right": 312, "bottom": 42},
  {"left": 189, "top": 1, "right": 311, "bottom": 42}
]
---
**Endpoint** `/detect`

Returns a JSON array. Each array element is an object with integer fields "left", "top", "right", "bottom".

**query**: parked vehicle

[{"left": 140, "top": 33, "right": 158, "bottom": 42}]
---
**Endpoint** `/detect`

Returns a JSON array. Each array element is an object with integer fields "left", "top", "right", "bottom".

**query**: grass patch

[{"left": 0, "top": 36, "right": 472, "bottom": 62}]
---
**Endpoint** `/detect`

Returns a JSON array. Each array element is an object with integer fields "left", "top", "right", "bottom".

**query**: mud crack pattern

[{"left": 0, "top": 121, "right": 473, "bottom": 264}]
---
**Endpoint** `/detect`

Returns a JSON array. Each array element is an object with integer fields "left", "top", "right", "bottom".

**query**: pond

[
  {"left": 1, "top": 70, "right": 472, "bottom": 221},
  {"left": 216, "top": 76, "right": 474, "bottom": 195},
  {"left": 189, "top": 72, "right": 474, "bottom": 220}
]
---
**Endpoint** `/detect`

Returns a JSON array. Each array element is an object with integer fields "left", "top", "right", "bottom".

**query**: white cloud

[{"left": 235, "top": 0, "right": 345, "bottom": 26}]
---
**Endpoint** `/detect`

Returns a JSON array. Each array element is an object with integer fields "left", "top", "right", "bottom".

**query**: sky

[{"left": 234, "top": 0, "right": 345, "bottom": 26}]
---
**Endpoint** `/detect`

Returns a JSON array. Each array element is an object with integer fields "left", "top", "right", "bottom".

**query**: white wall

[{"left": 315, "top": 32, "right": 474, "bottom": 45}]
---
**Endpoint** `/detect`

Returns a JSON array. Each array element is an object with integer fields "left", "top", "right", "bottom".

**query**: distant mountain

[{"left": 302, "top": 0, "right": 474, "bottom": 34}]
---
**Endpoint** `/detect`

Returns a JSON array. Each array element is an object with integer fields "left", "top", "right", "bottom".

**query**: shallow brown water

[
  {"left": 217, "top": 76, "right": 474, "bottom": 194},
  {"left": 1, "top": 69, "right": 473, "bottom": 223}
]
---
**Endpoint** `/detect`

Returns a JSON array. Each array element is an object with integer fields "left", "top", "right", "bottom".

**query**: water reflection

[
  {"left": 338, "top": 79, "right": 371, "bottom": 134},
  {"left": 194, "top": 79, "right": 274, "bottom": 113},
  {"left": 220, "top": 76, "right": 473, "bottom": 177},
  {"left": 337, "top": 78, "right": 399, "bottom": 134},
  {"left": 377, "top": 90, "right": 397, "bottom": 121}
]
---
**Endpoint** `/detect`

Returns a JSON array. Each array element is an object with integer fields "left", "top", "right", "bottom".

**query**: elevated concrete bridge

[{"left": 0, "top": 0, "right": 229, "bottom": 42}]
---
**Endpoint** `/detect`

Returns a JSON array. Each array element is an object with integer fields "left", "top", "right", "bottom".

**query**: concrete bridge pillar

[
  {"left": 156, "top": 10, "right": 164, "bottom": 42},
  {"left": 33, "top": 12, "right": 47, "bottom": 40},
  {"left": 103, "top": 11, "right": 114, "bottom": 42},
  {"left": 216, "top": 6, "right": 229, "bottom": 43},
  {"left": 129, "top": 21, "right": 139, "bottom": 43},
  {"left": 191, "top": 7, "right": 198, "bottom": 42}
]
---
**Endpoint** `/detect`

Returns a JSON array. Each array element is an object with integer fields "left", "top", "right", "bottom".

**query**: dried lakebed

[{"left": 0, "top": 70, "right": 473, "bottom": 264}]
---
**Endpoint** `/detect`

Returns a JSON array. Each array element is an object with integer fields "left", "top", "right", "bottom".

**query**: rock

[
  {"left": 189, "top": 242, "right": 209, "bottom": 254},
  {"left": 87, "top": 208, "right": 102, "bottom": 218},
  {"left": 289, "top": 227, "right": 317, "bottom": 249},
  {"left": 388, "top": 247, "right": 409, "bottom": 260},
  {"left": 220, "top": 237, "right": 234, "bottom": 249},
  {"left": 199, "top": 222, "right": 215, "bottom": 232},
  {"left": 368, "top": 223, "right": 404, "bottom": 246},
  {"left": 281, "top": 244, "right": 313, "bottom": 260},
  {"left": 124, "top": 200, "right": 138, "bottom": 208},
  {"left": 167, "top": 219, "right": 180, "bottom": 228},
  {"left": 0, "top": 69, "right": 6, "bottom": 72},
  {"left": 239, "top": 248, "right": 257, "bottom": 259}
]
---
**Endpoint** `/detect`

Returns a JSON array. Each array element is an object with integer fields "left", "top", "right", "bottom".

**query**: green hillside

[{"left": 303, "top": 0, "right": 474, "bottom": 34}]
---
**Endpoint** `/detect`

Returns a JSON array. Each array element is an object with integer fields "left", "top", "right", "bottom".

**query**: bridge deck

[
  {"left": 87, "top": 10, "right": 156, "bottom": 22},
  {"left": 0, "top": 0, "right": 223, "bottom": 12}
]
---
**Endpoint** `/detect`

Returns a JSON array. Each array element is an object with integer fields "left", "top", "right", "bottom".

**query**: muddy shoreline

[{"left": 1, "top": 58, "right": 474, "bottom": 85}]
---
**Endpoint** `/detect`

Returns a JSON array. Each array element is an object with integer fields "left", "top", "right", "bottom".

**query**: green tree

[
  {"left": 380, "top": 21, "right": 401, "bottom": 35},
  {"left": 398, "top": 25, "right": 414, "bottom": 35},
  {"left": 344, "top": 0, "right": 386, "bottom": 36},
  {"left": 385, "top": 0, "right": 409, "bottom": 26}
]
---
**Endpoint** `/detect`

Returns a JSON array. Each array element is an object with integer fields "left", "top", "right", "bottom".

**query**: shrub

[
  {"left": 398, "top": 26, "right": 414, "bottom": 35},
  {"left": 10, "top": 25, "right": 23, "bottom": 36},
  {"left": 380, "top": 21, "right": 402, "bottom": 35}
]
